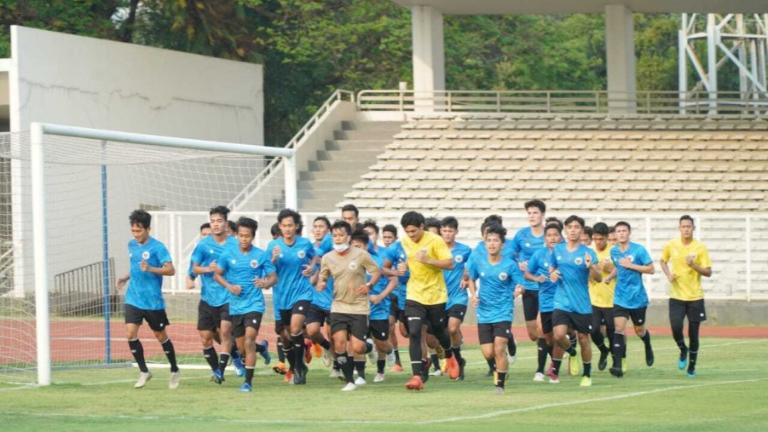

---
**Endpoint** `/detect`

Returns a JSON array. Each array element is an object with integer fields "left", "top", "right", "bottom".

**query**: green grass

[{"left": 1, "top": 337, "right": 766, "bottom": 432}]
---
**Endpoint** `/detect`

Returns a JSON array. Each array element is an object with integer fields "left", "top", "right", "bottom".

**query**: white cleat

[
  {"left": 134, "top": 371, "right": 152, "bottom": 389},
  {"left": 341, "top": 382, "right": 357, "bottom": 392},
  {"left": 507, "top": 354, "right": 517, "bottom": 365},
  {"left": 533, "top": 372, "right": 546, "bottom": 382},
  {"left": 373, "top": 373, "right": 385, "bottom": 383},
  {"left": 329, "top": 368, "right": 343, "bottom": 379},
  {"left": 385, "top": 351, "right": 396, "bottom": 367},
  {"left": 168, "top": 371, "right": 181, "bottom": 390},
  {"left": 321, "top": 349, "right": 333, "bottom": 367},
  {"left": 354, "top": 376, "right": 367, "bottom": 386},
  {"left": 429, "top": 369, "right": 443, "bottom": 377}
]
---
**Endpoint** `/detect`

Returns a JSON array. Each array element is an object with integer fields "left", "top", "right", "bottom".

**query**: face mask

[{"left": 333, "top": 243, "right": 349, "bottom": 253}]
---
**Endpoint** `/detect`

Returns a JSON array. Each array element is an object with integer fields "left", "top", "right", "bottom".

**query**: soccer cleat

[
  {"left": 678, "top": 348, "right": 688, "bottom": 370},
  {"left": 168, "top": 371, "right": 181, "bottom": 390},
  {"left": 457, "top": 358, "right": 466, "bottom": 381},
  {"left": 312, "top": 342, "right": 323, "bottom": 358},
  {"left": 405, "top": 375, "right": 424, "bottom": 391},
  {"left": 341, "top": 382, "right": 357, "bottom": 392},
  {"left": 272, "top": 362, "right": 288, "bottom": 375},
  {"left": 546, "top": 368, "right": 560, "bottom": 384},
  {"left": 533, "top": 372, "right": 546, "bottom": 382},
  {"left": 373, "top": 373, "right": 385, "bottom": 383},
  {"left": 134, "top": 371, "right": 152, "bottom": 389},
  {"left": 259, "top": 341, "right": 271, "bottom": 365},
  {"left": 232, "top": 356, "right": 246, "bottom": 377},
  {"left": 645, "top": 346, "right": 655, "bottom": 367},
  {"left": 390, "top": 363, "right": 404, "bottom": 373},
  {"left": 284, "top": 370, "right": 294, "bottom": 383},
  {"left": 329, "top": 368, "right": 342, "bottom": 379},
  {"left": 622, "top": 358, "right": 628, "bottom": 374},
  {"left": 321, "top": 349, "right": 332, "bottom": 367},
  {"left": 354, "top": 376, "right": 367, "bottom": 386},
  {"left": 609, "top": 366, "right": 624, "bottom": 378},
  {"left": 293, "top": 366, "right": 308, "bottom": 385},
  {"left": 212, "top": 369, "right": 224, "bottom": 384},
  {"left": 598, "top": 350, "right": 609, "bottom": 371},
  {"left": 421, "top": 358, "right": 431, "bottom": 383},
  {"left": 485, "top": 368, "right": 494, "bottom": 377},
  {"left": 304, "top": 340, "right": 313, "bottom": 364},
  {"left": 494, "top": 386, "right": 505, "bottom": 395},
  {"left": 445, "top": 356, "right": 460, "bottom": 380},
  {"left": 568, "top": 354, "right": 580, "bottom": 376},
  {"left": 580, "top": 376, "right": 592, "bottom": 387},
  {"left": 429, "top": 369, "right": 443, "bottom": 377},
  {"left": 239, "top": 382, "right": 252, "bottom": 392},
  {"left": 686, "top": 370, "right": 696, "bottom": 378},
  {"left": 507, "top": 354, "right": 517, "bottom": 366},
  {"left": 385, "top": 351, "right": 396, "bottom": 367}
]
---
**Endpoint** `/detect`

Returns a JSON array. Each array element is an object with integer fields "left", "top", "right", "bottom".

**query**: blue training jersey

[
  {"left": 610, "top": 242, "right": 652, "bottom": 309},
  {"left": 311, "top": 234, "right": 334, "bottom": 311},
  {"left": 445, "top": 242, "right": 472, "bottom": 309},
  {"left": 267, "top": 236, "right": 316, "bottom": 311},
  {"left": 382, "top": 242, "right": 408, "bottom": 310},
  {"left": 218, "top": 246, "right": 276, "bottom": 315},
  {"left": 511, "top": 226, "right": 545, "bottom": 291},
  {"left": 527, "top": 247, "right": 558, "bottom": 313},
  {"left": 468, "top": 255, "right": 520, "bottom": 324},
  {"left": 125, "top": 237, "right": 172, "bottom": 310},
  {"left": 549, "top": 243, "right": 597, "bottom": 315},
  {"left": 368, "top": 252, "right": 392, "bottom": 321},
  {"left": 190, "top": 235, "right": 238, "bottom": 307}
]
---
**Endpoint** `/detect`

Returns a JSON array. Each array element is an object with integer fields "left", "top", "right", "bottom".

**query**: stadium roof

[{"left": 391, "top": 0, "right": 766, "bottom": 14}]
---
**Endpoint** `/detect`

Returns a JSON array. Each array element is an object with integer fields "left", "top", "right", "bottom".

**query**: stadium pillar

[
  {"left": 605, "top": 4, "right": 637, "bottom": 113},
  {"left": 410, "top": 5, "right": 445, "bottom": 112}
]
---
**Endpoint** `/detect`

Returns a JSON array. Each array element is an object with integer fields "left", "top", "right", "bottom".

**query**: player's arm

[
  {"left": 362, "top": 254, "right": 382, "bottom": 290},
  {"left": 213, "top": 272, "right": 241, "bottom": 295},
  {"left": 116, "top": 274, "right": 130, "bottom": 290},
  {"left": 371, "top": 276, "right": 398, "bottom": 304},
  {"left": 381, "top": 257, "right": 401, "bottom": 277},
  {"left": 588, "top": 263, "right": 603, "bottom": 282},
  {"left": 142, "top": 260, "right": 175, "bottom": 276},
  {"left": 467, "top": 278, "right": 479, "bottom": 307},
  {"left": 415, "top": 249, "right": 453, "bottom": 270},
  {"left": 317, "top": 258, "right": 330, "bottom": 291},
  {"left": 255, "top": 272, "right": 277, "bottom": 289},
  {"left": 686, "top": 255, "right": 712, "bottom": 277},
  {"left": 659, "top": 259, "right": 677, "bottom": 283}
]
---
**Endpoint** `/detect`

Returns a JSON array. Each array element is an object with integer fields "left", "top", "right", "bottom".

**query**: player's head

[
  {"left": 341, "top": 204, "right": 360, "bottom": 229},
  {"left": 679, "top": 215, "right": 695, "bottom": 240},
  {"left": 129, "top": 209, "right": 151, "bottom": 242},
  {"left": 614, "top": 221, "right": 631, "bottom": 244},
  {"left": 236, "top": 217, "right": 258, "bottom": 249},
  {"left": 481, "top": 214, "right": 503, "bottom": 236},
  {"left": 525, "top": 199, "right": 546, "bottom": 227},
  {"left": 544, "top": 222, "right": 562, "bottom": 247},
  {"left": 208, "top": 205, "right": 230, "bottom": 236},
  {"left": 330, "top": 220, "right": 352, "bottom": 252},
  {"left": 607, "top": 225, "right": 617, "bottom": 244},
  {"left": 400, "top": 211, "right": 425, "bottom": 243},
  {"left": 270, "top": 222, "right": 281, "bottom": 239},
  {"left": 425, "top": 217, "right": 441, "bottom": 234},
  {"left": 440, "top": 216, "right": 459, "bottom": 245},
  {"left": 381, "top": 224, "right": 397, "bottom": 247},
  {"left": 350, "top": 228, "right": 370, "bottom": 250},
  {"left": 313, "top": 216, "right": 331, "bottom": 241},
  {"left": 581, "top": 226, "right": 593, "bottom": 246},
  {"left": 277, "top": 208, "right": 302, "bottom": 240},
  {"left": 227, "top": 220, "right": 237, "bottom": 236},
  {"left": 592, "top": 222, "right": 610, "bottom": 250},
  {"left": 362, "top": 219, "right": 379, "bottom": 244},
  {"left": 199, "top": 222, "right": 211, "bottom": 237},
  {"left": 484, "top": 223, "right": 507, "bottom": 256},
  {"left": 563, "top": 215, "right": 585, "bottom": 243}
]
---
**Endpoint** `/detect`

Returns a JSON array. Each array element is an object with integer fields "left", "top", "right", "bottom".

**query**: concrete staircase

[{"left": 299, "top": 121, "right": 402, "bottom": 211}]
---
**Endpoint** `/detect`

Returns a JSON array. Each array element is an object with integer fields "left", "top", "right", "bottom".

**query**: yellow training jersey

[
  {"left": 589, "top": 245, "right": 615, "bottom": 308},
  {"left": 401, "top": 230, "right": 452, "bottom": 305},
  {"left": 661, "top": 238, "right": 711, "bottom": 301}
]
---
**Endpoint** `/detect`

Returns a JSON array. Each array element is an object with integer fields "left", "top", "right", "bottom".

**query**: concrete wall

[{"left": 6, "top": 26, "right": 264, "bottom": 295}]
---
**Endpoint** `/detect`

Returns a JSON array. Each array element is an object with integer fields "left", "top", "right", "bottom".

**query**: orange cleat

[
  {"left": 446, "top": 356, "right": 460, "bottom": 380},
  {"left": 405, "top": 374, "right": 424, "bottom": 391},
  {"left": 284, "top": 370, "right": 294, "bottom": 383},
  {"left": 311, "top": 342, "right": 323, "bottom": 359},
  {"left": 390, "top": 363, "right": 404, "bottom": 373},
  {"left": 304, "top": 340, "right": 313, "bottom": 364},
  {"left": 272, "top": 361, "right": 288, "bottom": 375}
]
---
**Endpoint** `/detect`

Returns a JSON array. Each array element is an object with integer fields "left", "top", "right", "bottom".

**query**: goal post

[{"left": 28, "top": 122, "right": 296, "bottom": 386}]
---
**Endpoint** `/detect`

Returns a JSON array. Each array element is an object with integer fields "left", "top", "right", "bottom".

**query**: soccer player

[
  {"left": 306, "top": 216, "right": 334, "bottom": 369},
  {"left": 381, "top": 224, "right": 397, "bottom": 248},
  {"left": 381, "top": 226, "right": 409, "bottom": 372},
  {"left": 270, "top": 223, "right": 281, "bottom": 240},
  {"left": 440, "top": 216, "right": 472, "bottom": 380},
  {"left": 425, "top": 217, "right": 441, "bottom": 234},
  {"left": 660, "top": 215, "right": 712, "bottom": 377},
  {"left": 227, "top": 220, "right": 237, "bottom": 236},
  {"left": 318, "top": 221, "right": 381, "bottom": 391},
  {"left": 185, "top": 222, "right": 211, "bottom": 290},
  {"left": 511, "top": 200, "right": 546, "bottom": 347},
  {"left": 581, "top": 226, "right": 593, "bottom": 246},
  {"left": 399, "top": 211, "right": 458, "bottom": 390},
  {"left": 609, "top": 221, "right": 655, "bottom": 378},
  {"left": 525, "top": 222, "right": 562, "bottom": 382},
  {"left": 467, "top": 224, "right": 523, "bottom": 393},
  {"left": 589, "top": 222, "right": 616, "bottom": 371},
  {"left": 267, "top": 209, "right": 317, "bottom": 384},
  {"left": 116, "top": 209, "right": 179, "bottom": 389},
  {"left": 547, "top": 215, "right": 602, "bottom": 387},
  {"left": 214, "top": 217, "right": 277, "bottom": 392}
]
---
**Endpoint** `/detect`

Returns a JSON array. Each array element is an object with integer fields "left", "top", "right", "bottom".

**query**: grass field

[{"left": 1, "top": 336, "right": 766, "bottom": 432}]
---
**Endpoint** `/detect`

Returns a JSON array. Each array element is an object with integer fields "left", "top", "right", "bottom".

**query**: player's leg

[
  {"left": 669, "top": 299, "right": 688, "bottom": 370},
  {"left": 426, "top": 304, "right": 458, "bottom": 379},
  {"left": 611, "top": 313, "right": 628, "bottom": 377},
  {"left": 370, "top": 320, "right": 392, "bottom": 382},
  {"left": 125, "top": 305, "right": 151, "bottom": 387},
  {"left": 330, "top": 315, "right": 355, "bottom": 390},
  {"left": 447, "top": 310, "right": 466, "bottom": 380},
  {"left": 197, "top": 301, "right": 219, "bottom": 377},
  {"left": 478, "top": 323, "right": 496, "bottom": 387},
  {"left": 493, "top": 330, "right": 509, "bottom": 393},
  {"left": 632, "top": 308, "right": 653, "bottom": 367},
  {"left": 591, "top": 308, "right": 610, "bottom": 371},
  {"left": 405, "top": 301, "right": 427, "bottom": 390},
  {"left": 548, "top": 311, "right": 571, "bottom": 383},
  {"left": 288, "top": 301, "right": 310, "bottom": 384},
  {"left": 240, "top": 314, "right": 261, "bottom": 392},
  {"left": 217, "top": 318, "right": 234, "bottom": 379},
  {"left": 523, "top": 291, "right": 540, "bottom": 342},
  {"left": 535, "top": 312, "right": 553, "bottom": 381}
]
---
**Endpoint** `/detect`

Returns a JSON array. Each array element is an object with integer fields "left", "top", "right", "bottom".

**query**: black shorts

[
  {"left": 669, "top": 298, "right": 707, "bottom": 324},
  {"left": 552, "top": 309, "right": 593, "bottom": 334},
  {"left": 124, "top": 304, "right": 170, "bottom": 332},
  {"left": 613, "top": 305, "right": 647, "bottom": 326},
  {"left": 278, "top": 300, "right": 311, "bottom": 326},
  {"left": 540, "top": 311, "right": 554, "bottom": 334},
  {"left": 397, "top": 310, "right": 408, "bottom": 334},
  {"left": 404, "top": 300, "right": 447, "bottom": 334},
  {"left": 231, "top": 312, "right": 263, "bottom": 338},
  {"left": 446, "top": 304, "right": 468, "bottom": 322},
  {"left": 389, "top": 295, "right": 401, "bottom": 317},
  {"left": 331, "top": 313, "right": 368, "bottom": 341},
  {"left": 522, "top": 290, "right": 540, "bottom": 321},
  {"left": 306, "top": 304, "right": 331, "bottom": 326},
  {"left": 478, "top": 321, "right": 512, "bottom": 344},
  {"left": 196, "top": 300, "right": 230, "bottom": 331},
  {"left": 274, "top": 319, "right": 284, "bottom": 335},
  {"left": 591, "top": 306, "right": 614, "bottom": 333},
  {"left": 369, "top": 319, "right": 390, "bottom": 341}
]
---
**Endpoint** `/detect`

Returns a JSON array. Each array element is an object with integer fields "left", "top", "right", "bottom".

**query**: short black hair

[
  {"left": 209, "top": 205, "right": 230, "bottom": 220},
  {"left": 314, "top": 216, "right": 331, "bottom": 230},
  {"left": 382, "top": 224, "right": 398, "bottom": 237},
  {"left": 614, "top": 221, "right": 631, "bottom": 231},
  {"left": 441, "top": 216, "right": 459, "bottom": 230},
  {"left": 236, "top": 217, "right": 258, "bottom": 237},
  {"left": 277, "top": 208, "right": 302, "bottom": 226},
  {"left": 331, "top": 220, "right": 352, "bottom": 236},
  {"left": 199, "top": 222, "right": 211, "bottom": 232},
  {"left": 564, "top": 215, "right": 585, "bottom": 228},
  {"left": 608, "top": 225, "right": 616, "bottom": 234},
  {"left": 483, "top": 214, "right": 503, "bottom": 226},
  {"left": 525, "top": 199, "right": 546, "bottom": 213},
  {"left": 341, "top": 204, "right": 359, "bottom": 218},
  {"left": 228, "top": 220, "right": 237, "bottom": 233},
  {"left": 544, "top": 222, "right": 562, "bottom": 234},
  {"left": 350, "top": 228, "right": 369, "bottom": 245},
  {"left": 129, "top": 209, "right": 151, "bottom": 229},
  {"left": 485, "top": 223, "right": 507, "bottom": 243},
  {"left": 425, "top": 217, "right": 441, "bottom": 231},
  {"left": 593, "top": 222, "right": 609, "bottom": 236},
  {"left": 400, "top": 211, "right": 425, "bottom": 228},
  {"left": 362, "top": 219, "right": 379, "bottom": 234},
  {"left": 583, "top": 226, "right": 593, "bottom": 238},
  {"left": 679, "top": 215, "right": 695, "bottom": 225},
  {"left": 545, "top": 217, "right": 562, "bottom": 231},
  {"left": 270, "top": 222, "right": 281, "bottom": 237}
]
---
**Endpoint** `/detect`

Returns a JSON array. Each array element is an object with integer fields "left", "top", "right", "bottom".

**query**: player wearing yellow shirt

[
  {"left": 399, "top": 211, "right": 458, "bottom": 390},
  {"left": 660, "top": 215, "right": 712, "bottom": 377},
  {"left": 589, "top": 222, "right": 616, "bottom": 371}
]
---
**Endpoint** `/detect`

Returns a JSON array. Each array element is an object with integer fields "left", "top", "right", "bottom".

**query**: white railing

[{"left": 0, "top": 246, "right": 13, "bottom": 295}]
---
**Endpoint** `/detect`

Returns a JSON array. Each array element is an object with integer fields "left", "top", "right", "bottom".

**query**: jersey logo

[
  {"left": 499, "top": 272, "right": 509, "bottom": 281},
  {"left": 627, "top": 255, "right": 634, "bottom": 262},
  {"left": 557, "top": 255, "right": 562, "bottom": 261},
  {"left": 209, "top": 249, "right": 214, "bottom": 254},
  {"left": 348, "top": 262, "right": 359, "bottom": 270},
  {"left": 297, "top": 250, "right": 306, "bottom": 259},
  {"left": 574, "top": 257, "right": 583, "bottom": 265},
  {"left": 480, "top": 272, "right": 486, "bottom": 278},
  {"left": 525, "top": 242, "right": 531, "bottom": 247},
  {"left": 231, "top": 259, "right": 237, "bottom": 265},
  {"left": 250, "top": 260, "right": 259, "bottom": 268},
  {"left": 454, "top": 255, "right": 464, "bottom": 263},
  {"left": 141, "top": 251, "right": 150, "bottom": 260}
]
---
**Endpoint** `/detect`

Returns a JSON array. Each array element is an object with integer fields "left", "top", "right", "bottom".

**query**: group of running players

[{"left": 118, "top": 200, "right": 712, "bottom": 393}]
